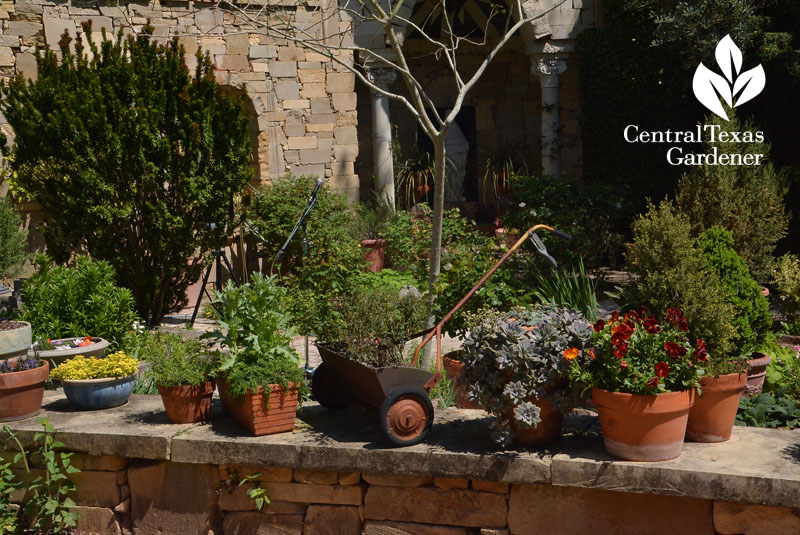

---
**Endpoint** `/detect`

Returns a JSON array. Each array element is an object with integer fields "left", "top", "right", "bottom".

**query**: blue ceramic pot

[{"left": 62, "top": 375, "right": 135, "bottom": 410}]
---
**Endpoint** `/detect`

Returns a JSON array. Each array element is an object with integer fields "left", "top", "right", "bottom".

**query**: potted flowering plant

[
  {"left": 567, "top": 307, "right": 704, "bottom": 461},
  {"left": 461, "top": 305, "right": 592, "bottom": 447},
  {"left": 0, "top": 355, "right": 48, "bottom": 421},
  {"left": 50, "top": 351, "right": 138, "bottom": 410},
  {"left": 29, "top": 336, "right": 110, "bottom": 368}
]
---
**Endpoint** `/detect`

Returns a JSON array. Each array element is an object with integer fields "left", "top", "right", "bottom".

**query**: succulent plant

[{"left": 461, "top": 305, "right": 592, "bottom": 446}]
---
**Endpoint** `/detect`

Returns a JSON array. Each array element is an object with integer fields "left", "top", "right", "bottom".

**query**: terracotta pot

[
  {"left": 592, "top": 388, "right": 693, "bottom": 462},
  {"left": 779, "top": 335, "right": 800, "bottom": 346},
  {"left": 686, "top": 373, "right": 746, "bottom": 443},
  {"left": 158, "top": 380, "right": 216, "bottom": 424},
  {"left": 0, "top": 360, "right": 49, "bottom": 422},
  {"left": 217, "top": 376, "right": 298, "bottom": 436},
  {"left": 745, "top": 352, "right": 771, "bottom": 397},
  {"left": 412, "top": 172, "right": 431, "bottom": 202},
  {"left": 506, "top": 397, "right": 564, "bottom": 447},
  {"left": 442, "top": 353, "right": 479, "bottom": 410},
  {"left": 360, "top": 239, "right": 387, "bottom": 273}
]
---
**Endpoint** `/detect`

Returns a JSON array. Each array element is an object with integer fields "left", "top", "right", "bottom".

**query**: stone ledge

[{"left": 4, "top": 393, "right": 799, "bottom": 509}]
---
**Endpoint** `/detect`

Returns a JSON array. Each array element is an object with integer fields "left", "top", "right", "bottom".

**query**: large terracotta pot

[
  {"left": 158, "top": 380, "right": 215, "bottom": 424},
  {"left": 745, "top": 352, "right": 771, "bottom": 397},
  {"left": 442, "top": 352, "right": 479, "bottom": 410},
  {"left": 686, "top": 373, "right": 746, "bottom": 443},
  {"left": 592, "top": 388, "right": 693, "bottom": 462},
  {"left": 0, "top": 360, "right": 49, "bottom": 422},
  {"left": 506, "top": 397, "right": 564, "bottom": 447},
  {"left": 0, "top": 321, "right": 32, "bottom": 361},
  {"left": 217, "top": 376, "right": 298, "bottom": 436},
  {"left": 360, "top": 239, "right": 387, "bottom": 273}
]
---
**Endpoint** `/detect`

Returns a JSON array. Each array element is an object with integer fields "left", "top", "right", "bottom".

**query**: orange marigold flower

[{"left": 564, "top": 347, "right": 580, "bottom": 360}]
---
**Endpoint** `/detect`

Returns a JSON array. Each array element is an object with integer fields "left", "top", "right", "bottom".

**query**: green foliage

[
  {"left": 1, "top": 419, "right": 81, "bottom": 534},
  {"left": 675, "top": 114, "right": 789, "bottom": 283},
  {"left": 132, "top": 375, "right": 159, "bottom": 395},
  {"left": 0, "top": 28, "right": 252, "bottom": 324},
  {"left": 0, "top": 198, "right": 27, "bottom": 281},
  {"left": 203, "top": 274, "right": 306, "bottom": 401},
  {"left": 246, "top": 174, "right": 365, "bottom": 336},
  {"left": 20, "top": 255, "right": 139, "bottom": 351},
  {"left": 771, "top": 254, "right": 800, "bottom": 328},
  {"left": 356, "top": 269, "right": 420, "bottom": 293},
  {"left": 623, "top": 201, "right": 736, "bottom": 358},
  {"left": 503, "top": 175, "right": 627, "bottom": 268},
  {"left": 527, "top": 259, "right": 599, "bottom": 322},
  {"left": 142, "top": 331, "right": 216, "bottom": 387},
  {"left": 698, "top": 226, "right": 771, "bottom": 355},
  {"left": 0, "top": 449, "right": 20, "bottom": 532},
  {"left": 429, "top": 369, "right": 457, "bottom": 409},
  {"left": 318, "top": 285, "right": 427, "bottom": 368},
  {"left": 736, "top": 387, "right": 800, "bottom": 429},
  {"left": 763, "top": 342, "right": 800, "bottom": 402},
  {"left": 349, "top": 199, "right": 393, "bottom": 241},
  {"left": 238, "top": 473, "right": 270, "bottom": 511}
]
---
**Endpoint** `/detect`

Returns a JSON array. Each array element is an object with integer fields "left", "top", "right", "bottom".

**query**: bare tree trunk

[{"left": 421, "top": 132, "right": 448, "bottom": 369}]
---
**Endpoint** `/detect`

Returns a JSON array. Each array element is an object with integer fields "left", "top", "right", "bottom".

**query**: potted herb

[
  {"left": 50, "top": 351, "right": 138, "bottom": 410},
  {"left": 0, "top": 355, "right": 47, "bottom": 421},
  {"left": 142, "top": 331, "right": 217, "bottom": 424},
  {"left": 460, "top": 305, "right": 592, "bottom": 447},
  {"left": 567, "top": 307, "right": 704, "bottom": 461},
  {"left": 203, "top": 274, "right": 307, "bottom": 436}
]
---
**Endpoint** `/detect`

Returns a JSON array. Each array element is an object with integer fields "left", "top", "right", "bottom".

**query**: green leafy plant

[
  {"left": 481, "top": 137, "right": 528, "bottom": 203},
  {"left": 623, "top": 200, "right": 736, "bottom": 358},
  {"left": 203, "top": 274, "right": 306, "bottom": 401},
  {"left": 132, "top": 375, "right": 159, "bottom": 396},
  {"left": 763, "top": 342, "right": 800, "bottom": 402},
  {"left": 318, "top": 285, "right": 428, "bottom": 368},
  {"left": 349, "top": 199, "right": 393, "bottom": 241},
  {"left": 19, "top": 255, "right": 139, "bottom": 351},
  {"left": 142, "top": 332, "right": 215, "bottom": 387},
  {"left": 2, "top": 419, "right": 81, "bottom": 533},
  {"left": 0, "top": 27, "right": 252, "bottom": 324},
  {"left": 527, "top": 259, "right": 599, "bottom": 322},
  {"left": 736, "top": 387, "right": 800, "bottom": 429},
  {"left": 394, "top": 143, "right": 435, "bottom": 208},
  {"left": 0, "top": 197, "right": 28, "bottom": 282},
  {"left": 238, "top": 473, "right": 271, "bottom": 511},
  {"left": 461, "top": 305, "right": 592, "bottom": 446},
  {"left": 429, "top": 369, "right": 457, "bottom": 408},
  {"left": 771, "top": 253, "right": 800, "bottom": 332}
]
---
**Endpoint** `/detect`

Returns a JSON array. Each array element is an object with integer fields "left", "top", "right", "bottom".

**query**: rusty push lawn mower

[{"left": 311, "top": 224, "right": 571, "bottom": 447}]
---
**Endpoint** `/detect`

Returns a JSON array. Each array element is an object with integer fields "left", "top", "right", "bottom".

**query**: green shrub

[
  {"left": 0, "top": 28, "right": 252, "bottom": 324},
  {"left": 0, "top": 197, "right": 27, "bottom": 281},
  {"left": 763, "top": 342, "right": 800, "bottom": 402},
  {"left": 141, "top": 332, "right": 216, "bottom": 387},
  {"left": 736, "top": 388, "right": 800, "bottom": 429},
  {"left": 698, "top": 226, "right": 771, "bottom": 355},
  {"left": 623, "top": 201, "right": 736, "bottom": 358},
  {"left": 246, "top": 174, "right": 365, "bottom": 336},
  {"left": 20, "top": 255, "right": 139, "bottom": 351},
  {"left": 675, "top": 114, "right": 789, "bottom": 283},
  {"left": 771, "top": 253, "right": 800, "bottom": 332}
]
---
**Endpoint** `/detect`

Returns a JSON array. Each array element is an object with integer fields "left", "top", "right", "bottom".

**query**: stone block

[
  {"left": 69, "top": 454, "right": 129, "bottom": 472},
  {"left": 481, "top": 530, "right": 508, "bottom": 535},
  {"left": 71, "top": 471, "right": 121, "bottom": 508},
  {"left": 292, "top": 164, "right": 326, "bottom": 179},
  {"left": 74, "top": 506, "right": 121, "bottom": 535},
  {"left": 284, "top": 123, "right": 306, "bottom": 137},
  {"left": 310, "top": 97, "right": 333, "bottom": 114},
  {"left": 294, "top": 469, "right": 339, "bottom": 485},
  {"left": 129, "top": 461, "right": 222, "bottom": 535},
  {"left": 274, "top": 80, "right": 301, "bottom": 100},
  {"left": 307, "top": 123, "right": 335, "bottom": 133},
  {"left": 299, "top": 149, "right": 330, "bottom": 165},
  {"left": 327, "top": 72, "right": 355, "bottom": 93},
  {"left": 363, "top": 473, "right": 433, "bottom": 488},
  {"left": 363, "top": 521, "right": 470, "bottom": 535},
  {"left": 298, "top": 61, "right": 322, "bottom": 70},
  {"left": 298, "top": 68, "right": 325, "bottom": 83},
  {"left": 283, "top": 99, "right": 310, "bottom": 109},
  {"left": 332, "top": 161, "right": 354, "bottom": 176},
  {"left": 288, "top": 136, "right": 317, "bottom": 150},
  {"left": 435, "top": 478, "right": 468, "bottom": 490},
  {"left": 44, "top": 17, "right": 76, "bottom": 47},
  {"left": 302, "top": 83, "right": 327, "bottom": 98},
  {"left": 252, "top": 481, "right": 362, "bottom": 505},
  {"left": 339, "top": 472, "right": 361, "bottom": 486},
  {"left": 307, "top": 113, "right": 338, "bottom": 124},
  {"left": 471, "top": 481, "right": 509, "bottom": 494},
  {"left": 178, "top": 36, "right": 198, "bottom": 55},
  {"left": 216, "top": 54, "right": 249, "bottom": 71},
  {"left": 0, "top": 36, "right": 20, "bottom": 47},
  {"left": 201, "top": 44, "right": 226, "bottom": 56},
  {"left": 220, "top": 483, "right": 309, "bottom": 513},
  {"left": 195, "top": 9, "right": 223, "bottom": 33},
  {"left": 278, "top": 46, "right": 305, "bottom": 61},
  {"left": 223, "top": 512, "right": 304, "bottom": 535},
  {"left": 219, "top": 465, "right": 293, "bottom": 483},
  {"left": 0, "top": 48, "right": 14, "bottom": 67},
  {"left": 365, "top": 487, "right": 507, "bottom": 528},
  {"left": 252, "top": 62, "right": 269, "bottom": 73},
  {"left": 331, "top": 92, "right": 357, "bottom": 111},
  {"left": 269, "top": 60, "right": 297, "bottom": 78},
  {"left": 226, "top": 33, "right": 250, "bottom": 55},
  {"left": 7, "top": 21, "right": 42, "bottom": 37},
  {"left": 245, "top": 81, "right": 268, "bottom": 94},
  {"left": 333, "top": 144, "right": 359, "bottom": 162},
  {"left": 336, "top": 110, "right": 358, "bottom": 127},
  {"left": 304, "top": 505, "right": 361, "bottom": 535},
  {"left": 714, "top": 501, "right": 800, "bottom": 535},
  {"left": 508, "top": 484, "right": 714, "bottom": 535},
  {"left": 334, "top": 126, "right": 358, "bottom": 144},
  {"left": 250, "top": 45, "right": 277, "bottom": 59}
]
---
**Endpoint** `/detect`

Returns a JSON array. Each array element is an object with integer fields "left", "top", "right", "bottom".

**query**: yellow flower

[
  {"left": 564, "top": 347, "right": 580, "bottom": 360},
  {"left": 50, "top": 351, "right": 138, "bottom": 381}
]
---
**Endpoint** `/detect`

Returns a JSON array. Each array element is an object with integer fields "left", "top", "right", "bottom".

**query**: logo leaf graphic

[
  {"left": 715, "top": 34, "right": 742, "bottom": 83},
  {"left": 733, "top": 64, "right": 766, "bottom": 107},
  {"left": 693, "top": 63, "right": 732, "bottom": 120}
]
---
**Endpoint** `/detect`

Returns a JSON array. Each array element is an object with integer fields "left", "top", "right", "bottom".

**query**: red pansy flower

[
  {"left": 643, "top": 315, "right": 661, "bottom": 334},
  {"left": 613, "top": 343, "right": 628, "bottom": 359},
  {"left": 692, "top": 339, "right": 708, "bottom": 362},
  {"left": 593, "top": 319, "right": 606, "bottom": 332},
  {"left": 619, "top": 360, "right": 629, "bottom": 370},
  {"left": 655, "top": 361, "right": 670, "bottom": 377},
  {"left": 647, "top": 376, "right": 659, "bottom": 387}
]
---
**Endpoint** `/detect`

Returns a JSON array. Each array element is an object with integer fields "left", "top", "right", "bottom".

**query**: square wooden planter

[{"left": 217, "top": 376, "right": 299, "bottom": 436}]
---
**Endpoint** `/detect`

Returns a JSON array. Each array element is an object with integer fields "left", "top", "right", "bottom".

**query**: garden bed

[{"left": 2, "top": 392, "right": 799, "bottom": 535}]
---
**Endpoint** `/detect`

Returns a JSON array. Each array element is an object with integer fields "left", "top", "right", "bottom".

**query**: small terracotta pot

[
  {"left": 0, "top": 360, "right": 49, "bottom": 422},
  {"left": 506, "top": 397, "right": 564, "bottom": 447},
  {"left": 745, "top": 352, "right": 771, "bottom": 397},
  {"left": 686, "top": 373, "right": 746, "bottom": 442},
  {"left": 442, "top": 353, "right": 479, "bottom": 410},
  {"left": 217, "top": 376, "right": 298, "bottom": 436},
  {"left": 158, "top": 380, "right": 216, "bottom": 424},
  {"left": 779, "top": 335, "right": 800, "bottom": 346},
  {"left": 360, "top": 239, "right": 387, "bottom": 273},
  {"left": 592, "top": 388, "right": 693, "bottom": 462}
]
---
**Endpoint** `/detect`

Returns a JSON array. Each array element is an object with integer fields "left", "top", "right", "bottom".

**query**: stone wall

[{"left": 3, "top": 451, "right": 799, "bottom": 535}]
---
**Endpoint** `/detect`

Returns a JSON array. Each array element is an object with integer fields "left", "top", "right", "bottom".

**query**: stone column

[
  {"left": 534, "top": 57, "right": 567, "bottom": 178},
  {"left": 366, "top": 68, "right": 397, "bottom": 208}
]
